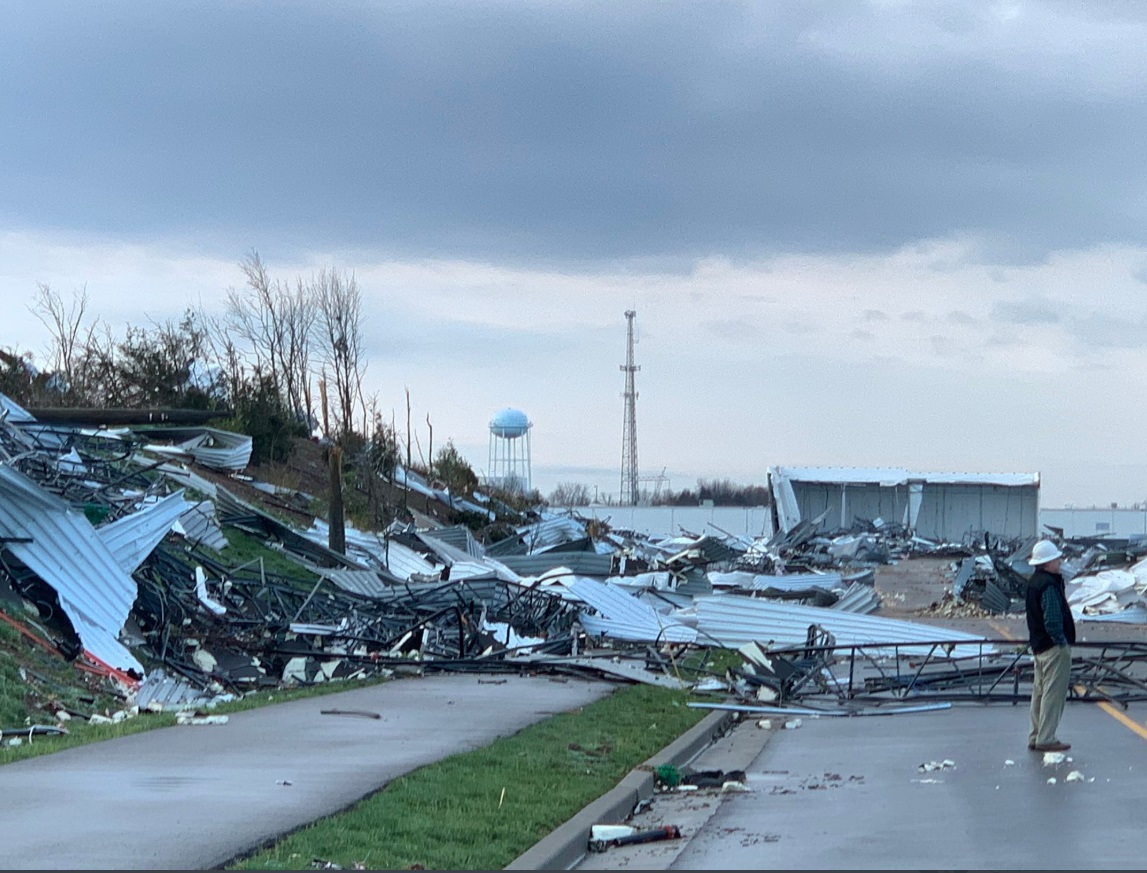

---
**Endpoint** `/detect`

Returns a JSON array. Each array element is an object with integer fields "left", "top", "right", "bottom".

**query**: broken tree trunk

[{"left": 328, "top": 443, "right": 346, "bottom": 554}]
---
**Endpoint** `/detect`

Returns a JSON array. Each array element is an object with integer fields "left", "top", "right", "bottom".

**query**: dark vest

[{"left": 1025, "top": 567, "right": 1076, "bottom": 654}]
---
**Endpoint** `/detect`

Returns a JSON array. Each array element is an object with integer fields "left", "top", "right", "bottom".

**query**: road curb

[{"left": 504, "top": 707, "right": 738, "bottom": 871}]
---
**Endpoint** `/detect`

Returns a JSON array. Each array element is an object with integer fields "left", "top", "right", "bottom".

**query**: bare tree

[
  {"left": 224, "top": 251, "right": 316, "bottom": 426},
  {"left": 550, "top": 482, "right": 593, "bottom": 506},
  {"left": 315, "top": 267, "right": 366, "bottom": 440},
  {"left": 31, "top": 283, "right": 99, "bottom": 401}
]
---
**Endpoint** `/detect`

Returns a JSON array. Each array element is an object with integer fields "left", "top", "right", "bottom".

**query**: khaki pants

[{"left": 1029, "top": 645, "right": 1072, "bottom": 747}]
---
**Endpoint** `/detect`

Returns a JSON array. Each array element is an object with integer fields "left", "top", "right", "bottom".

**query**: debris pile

[{"left": 14, "top": 389, "right": 1140, "bottom": 734}]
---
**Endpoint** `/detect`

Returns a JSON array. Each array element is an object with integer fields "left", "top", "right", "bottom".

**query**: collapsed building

[
  {"left": 2, "top": 390, "right": 1146, "bottom": 735},
  {"left": 768, "top": 465, "right": 1040, "bottom": 544}
]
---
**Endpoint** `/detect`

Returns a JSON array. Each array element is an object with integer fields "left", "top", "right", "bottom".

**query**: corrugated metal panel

[
  {"left": 133, "top": 668, "right": 229, "bottom": 711},
  {"left": 305, "top": 522, "right": 440, "bottom": 580},
  {"left": 393, "top": 465, "right": 493, "bottom": 518},
  {"left": 510, "top": 514, "right": 589, "bottom": 554},
  {"left": 0, "top": 464, "right": 143, "bottom": 673},
  {"left": 693, "top": 593, "right": 992, "bottom": 657},
  {"left": 174, "top": 500, "right": 229, "bottom": 551},
  {"left": 0, "top": 392, "right": 35, "bottom": 422},
  {"left": 136, "top": 427, "right": 253, "bottom": 472},
  {"left": 96, "top": 492, "right": 190, "bottom": 573},
  {"left": 320, "top": 568, "right": 392, "bottom": 598},
  {"left": 416, "top": 531, "right": 522, "bottom": 580},
  {"left": 830, "top": 584, "right": 881, "bottom": 614},
  {"left": 565, "top": 577, "right": 697, "bottom": 643},
  {"left": 709, "top": 571, "right": 843, "bottom": 592},
  {"left": 418, "top": 525, "right": 484, "bottom": 557},
  {"left": 495, "top": 552, "right": 614, "bottom": 579}
]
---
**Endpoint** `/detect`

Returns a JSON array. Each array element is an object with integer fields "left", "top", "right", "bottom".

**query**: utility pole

[{"left": 620, "top": 310, "right": 640, "bottom": 506}]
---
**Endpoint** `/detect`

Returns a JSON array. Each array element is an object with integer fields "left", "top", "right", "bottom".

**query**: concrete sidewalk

[{"left": 0, "top": 673, "right": 615, "bottom": 869}]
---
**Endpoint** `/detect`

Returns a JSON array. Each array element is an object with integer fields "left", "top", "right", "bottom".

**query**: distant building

[
  {"left": 1039, "top": 506, "right": 1147, "bottom": 540},
  {"left": 768, "top": 466, "right": 1040, "bottom": 542}
]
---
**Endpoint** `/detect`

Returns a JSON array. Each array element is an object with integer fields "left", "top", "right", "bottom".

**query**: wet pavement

[
  {"left": 0, "top": 673, "right": 614, "bottom": 870},
  {"left": 571, "top": 697, "right": 1147, "bottom": 870}
]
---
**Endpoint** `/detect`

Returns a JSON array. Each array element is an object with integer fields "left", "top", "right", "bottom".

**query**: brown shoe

[{"left": 1032, "top": 741, "right": 1071, "bottom": 752}]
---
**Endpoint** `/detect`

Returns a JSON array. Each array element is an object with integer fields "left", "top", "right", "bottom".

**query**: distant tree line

[
  {"left": 0, "top": 252, "right": 503, "bottom": 538},
  {"left": 546, "top": 477, "right": 771, "bottom": 508}
]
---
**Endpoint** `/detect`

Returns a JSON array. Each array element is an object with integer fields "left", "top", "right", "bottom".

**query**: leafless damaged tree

[{"left": 314, "top": 266, "right": 366, "bottom": 441}]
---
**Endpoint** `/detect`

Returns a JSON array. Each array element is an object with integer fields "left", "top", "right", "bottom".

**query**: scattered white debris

[
  {"left": 911, "top": 778, "right": 943, "bottom": 784},
  {"left": 1004, "top": 759, "right": 1015, "bottom": 767},
  {"left": 918, "top": 760, "right": 956, "bottom": 773},
  {"left": 55, "top": 711, "right": 71, "bottom": 722},
  {"left": 5, "top": 737, "right": 22, "bottom": 747},
  {"left": 1047, "top": 777, "right": 1057, "bottom": 784},
  {"left": 591, "top": 824, "right": 638, "bottom": 841},
  {"left": 784, "top": 718, "right": 802, "bottom": 730},
  {"left": 757, "top": 719, "right": 772, "bottom": 730},
  {"left": 88, "top": 714, "right": 113, "bottom": 725},
  {"left": 720, "top": 779, "right": 751, "bottom": 793},
  {"left": 1066, "top": 771, "right": 1085, "bottom": 782},
  {"left": 176, "top": 713, "right": 229, "bottom": 726},
  {"left": 1042, "top": 751, "right": 1067, "bottom": 765}
]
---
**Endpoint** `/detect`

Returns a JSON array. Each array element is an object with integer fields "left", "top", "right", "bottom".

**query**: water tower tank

[{"left": 490, "top": 407, "right": 530, "bottom": 439}]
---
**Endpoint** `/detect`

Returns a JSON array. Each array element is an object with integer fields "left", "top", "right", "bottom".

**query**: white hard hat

[{"left": 1028, "top": 539, "right": 1064, "bottom": 567}]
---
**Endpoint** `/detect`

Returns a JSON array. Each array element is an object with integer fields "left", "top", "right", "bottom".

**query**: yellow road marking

[
  {"left": 986, "top": 621, "right": 1147, "bottom": 739},
  {"left": 1098, "top": 701, "right": 1147, "bottom": 741},
  {"left": 988, "top": 620, "right": 1016, "bottom": 641}
]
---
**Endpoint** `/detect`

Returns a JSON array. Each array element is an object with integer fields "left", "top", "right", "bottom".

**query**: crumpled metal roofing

[
  {"left": 415, "top": 531, "right": 522, "bottom": 583},
  {"left": 97, "top": 491, "right": 191, "bottom": 574},
  {"left": 490, "top": 513, "right": 590, "bottom": 556},
  {"left": 709, "top": 570, "right": 843, "bottom": 591},
  {"left": 393, "top": 464, "right": 493, "bottom": 519},
  {"left": 0, "top": 393, "right": 35, "bottom": 422},
  {"left": 318, "top": 568, "right": 392, "bottom": 598},
  {"left": 173, "top": 499, "right": 229, "bottom": 551},
  {"left": 562, "top": 576, "right": 697, "bottom": 643},
  {"left": 306, "top": 521, "right": 440, "bottom": 580},
  {"left": 692, "top": 593, "right": 993, "bottom": 657},
  {"left": 136, "top": 427, "right": 253, "bottom": 472},
  {"left": 494, "top": 551, "right": 614, "bottom": 579},
  {"left": 0, "top": 464, "right": 144, "bottom": 673}
]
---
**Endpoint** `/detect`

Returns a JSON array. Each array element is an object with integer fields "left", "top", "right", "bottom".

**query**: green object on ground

[
  {"left": 654, "top": 763, "right": 682, "bottom": 786},
  {"left": 83, "top": 503, "right": 110, "bottom": 525}
]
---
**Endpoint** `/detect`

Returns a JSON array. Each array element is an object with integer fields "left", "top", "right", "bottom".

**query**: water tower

[{"left": 487, "top": 407, "right": 532, "bottom": 493}]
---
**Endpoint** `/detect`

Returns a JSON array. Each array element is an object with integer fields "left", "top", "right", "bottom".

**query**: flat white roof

[{"left": 770, "top": 466, "right": 1039, "bottom": 488}]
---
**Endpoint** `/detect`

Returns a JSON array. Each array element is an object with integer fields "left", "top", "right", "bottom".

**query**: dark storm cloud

[{"left": 4, "top": 1, "right": 1147, "bottom": 266}]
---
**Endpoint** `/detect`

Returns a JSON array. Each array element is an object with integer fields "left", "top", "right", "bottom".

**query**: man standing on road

[{"left": 1025, "top": 539, "right": 1075, "bottom": 752}]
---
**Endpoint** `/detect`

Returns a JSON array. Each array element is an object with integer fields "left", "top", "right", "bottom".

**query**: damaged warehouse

[{"left": 768, "top": 465, "right": 1040, "bottom": 544}]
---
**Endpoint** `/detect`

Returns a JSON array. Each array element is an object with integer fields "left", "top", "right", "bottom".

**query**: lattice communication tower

[{"left": 620, "top": 310, "right": 640, "bottom": 505}]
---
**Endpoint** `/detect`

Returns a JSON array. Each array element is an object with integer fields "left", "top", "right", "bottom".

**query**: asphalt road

[
  {"left": 0, "top": 673, "right": 614, "bottom": 870},
  {"left": 574, "top": 687, "right": 1147, "bottom": 870}
]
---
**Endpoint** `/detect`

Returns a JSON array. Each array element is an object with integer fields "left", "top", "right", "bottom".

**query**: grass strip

[{"left": 228, "top": 683, "right": 710, "bottom": 871}]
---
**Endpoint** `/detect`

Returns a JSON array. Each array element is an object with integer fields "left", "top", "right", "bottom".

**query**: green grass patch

[
  {"left": 219, "top": 528, "right": 322, "bottom": 584},
  {"left": 228, "top": 683, "right": 710, "bottom": 871}
]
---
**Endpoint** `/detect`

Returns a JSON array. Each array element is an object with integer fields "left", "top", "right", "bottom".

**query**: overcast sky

[{"left": 4, "top": 0, "right": 1147, "bottom": 508}]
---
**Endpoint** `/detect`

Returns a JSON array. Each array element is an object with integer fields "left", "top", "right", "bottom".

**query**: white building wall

[
  {"left": 558, "top": 505, "right": 774, "bottom": 540},
  {"left": 1039, "top": 507, "right": 1147, "bottom": 540}
]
